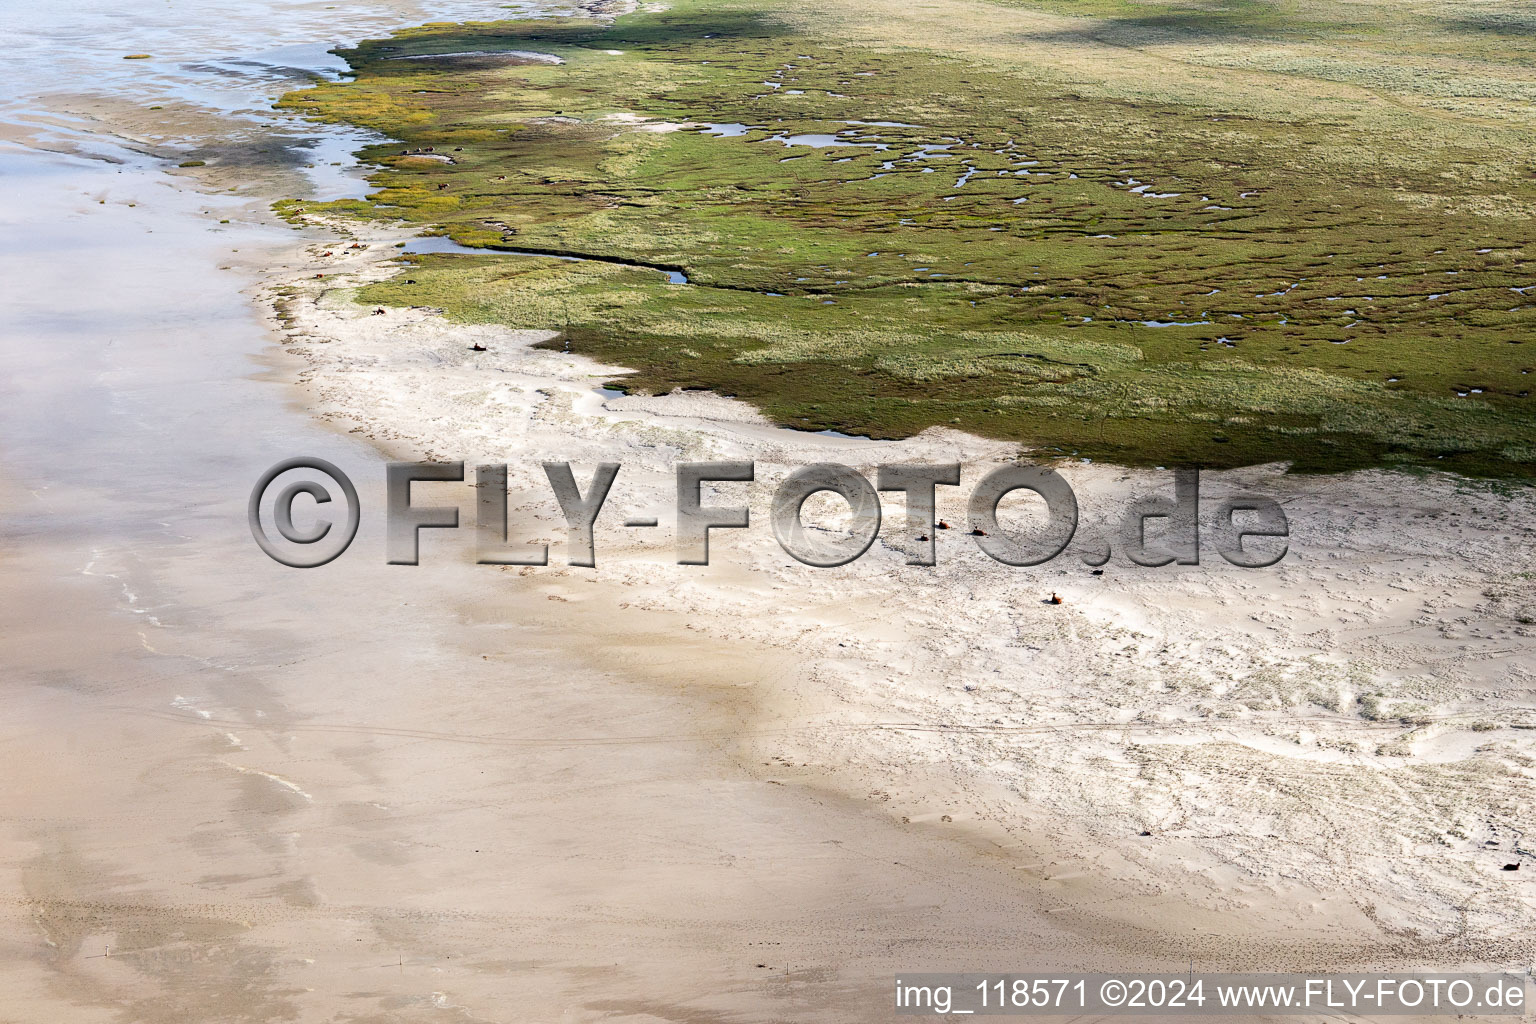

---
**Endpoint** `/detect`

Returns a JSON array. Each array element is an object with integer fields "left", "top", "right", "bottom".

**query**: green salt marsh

[{"left": 277, "top": 0, "right": 1536, "bottom": 475}]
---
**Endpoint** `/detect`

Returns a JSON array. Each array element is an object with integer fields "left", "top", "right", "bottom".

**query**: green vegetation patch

[{"left": 278, "top": 0, "right": 1536, "bottom": 474}]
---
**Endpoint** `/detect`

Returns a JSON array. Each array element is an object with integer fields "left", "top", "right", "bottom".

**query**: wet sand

[{"left": 0, "top": 472, "right": 1129, "bottom": 1021}]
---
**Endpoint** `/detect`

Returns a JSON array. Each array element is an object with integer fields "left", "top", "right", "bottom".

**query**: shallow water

[
  {"left": 772, "top": 131, "right": 880, "bottom": 148},
  {"left": 1, "top": 0, "right": 533, "bottom": 199}
]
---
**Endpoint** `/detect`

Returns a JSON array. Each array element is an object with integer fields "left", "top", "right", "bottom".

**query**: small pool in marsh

[{"left": 770, "top": 131, "right": 888, "bottom": 149}]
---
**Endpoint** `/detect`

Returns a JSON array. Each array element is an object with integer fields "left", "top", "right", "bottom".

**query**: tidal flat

[
  {"left": 4, "top": 2, "right": 1533, "bottom": 1017},
  {"left": 276, "top": 0, "right": 1536, "bottom": 475}
]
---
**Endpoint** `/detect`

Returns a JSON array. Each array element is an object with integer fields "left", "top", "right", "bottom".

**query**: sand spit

[{"left": 268, "top": 223, "right": 1536, "bottom": 956}]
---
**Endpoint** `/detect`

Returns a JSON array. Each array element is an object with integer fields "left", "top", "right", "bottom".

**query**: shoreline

[
  {"left": 0, "top": 137, "right": 1161, "bottom": 1022},
  {"left": 258, "top": 215, "right": 1536, "bottom": 965}
]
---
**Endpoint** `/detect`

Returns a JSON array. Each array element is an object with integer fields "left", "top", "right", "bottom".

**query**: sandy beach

[{"left": 267, "top": 218, "right": 1536, "bottom": 961}]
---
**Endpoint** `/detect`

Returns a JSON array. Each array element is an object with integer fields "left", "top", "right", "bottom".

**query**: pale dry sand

[{"left": 266, "top": 221, "right": 1536, "bottom": 967}]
